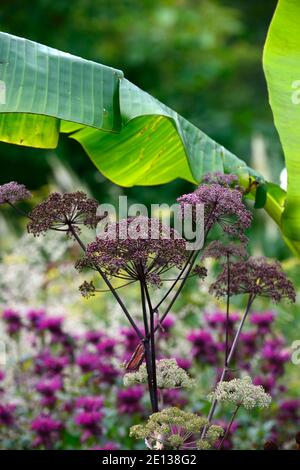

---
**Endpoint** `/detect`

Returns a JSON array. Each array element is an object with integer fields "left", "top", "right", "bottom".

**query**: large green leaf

[
  {"left": 263, "top": 0, "right": 300, "bottom": 241},
  {"left": 0, "top": 31, "right": 299, "bottom": 255}
]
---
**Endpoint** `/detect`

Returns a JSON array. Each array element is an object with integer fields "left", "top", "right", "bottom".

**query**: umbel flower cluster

[
  {"left": 130, "top": 407, "right": 223, "bottom": 450},
  {"left": 210, "top": 256, "right": 296, "bottom": 303},
  {"left": 76, "top": 216, "right": 188, "bottom": 287},
  {"left": 208, "top": 376, "right": 272, "bottom": 410},
  {"left": 177, "top": 177, "right": 252, "bottom": 242},
  {"left": 27, "top": 191, "right": 100, "bottom": 236},
  {"left": 124, "top": 359, "right": 195, "bottom": 389},
  {"left": 0, "top": 181, "right": 32, "bottom": 205}
]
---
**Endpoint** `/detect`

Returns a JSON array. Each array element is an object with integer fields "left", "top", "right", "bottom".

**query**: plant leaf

[{"left": 263, "top": 0, "right": 300, "bottom": 241}]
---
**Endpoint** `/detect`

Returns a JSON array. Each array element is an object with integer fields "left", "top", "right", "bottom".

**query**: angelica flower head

[
  {"left": 210, "top": 256, "right": 296, "bottom": 303},
  {"left": 208, "top": 376, "right": 272, "bottom": 409},
  {"left": 202, "top": 240, "right": 247, "bottom": 261},
  {"left": 0, "top": 181, "right": 32, "bottom": 205},
  {"left": 124, "top": 358, "right": 194, "bottom": 389},
  {"left": 27, "top": 191, "right": 100, "bottom": 236},
  {"left": 76, "top": 216, "right": 187, "bottom": 287},
  {"left": 130, "top": 407, "right": 223, "bottom": 450},
  {"left": 177, "top": 176, "right": 252, "bottom": 242}
]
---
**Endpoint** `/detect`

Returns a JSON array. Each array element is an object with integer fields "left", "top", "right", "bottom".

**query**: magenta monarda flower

[
  {"left": 2, "top": 309, "right": 22, "bottom": 335},
  {"left": 31, "top": 414, "right": 63, "bottom": 448},
  {"left": 0, "top": 181, "right": 31, "bottom": 205},
  {"left": 177, "top": 177, "right": 252, "bottom": 241},
  {"left": 76, "top": 396, "right": 104, "bottom": 412},
  {"left": 210, "top": 257, "right": 296, "bottom": 303},
  {"left": 76, "top": 216, "right": 188, "bottom": 287},
  {"left": 0, "top": 404, "right": 16, "bottom": 426},
  {"left": 117, "top": 386, "right": 144, "bottom": 414},
  {"left": 27, "top": 191, "right": 100, "bottom": 236}
]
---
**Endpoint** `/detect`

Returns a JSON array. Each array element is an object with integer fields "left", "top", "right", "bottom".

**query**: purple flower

[
  {"left": 175, "top": 357, "right": 192, "bottom": 370},
  {"left": 202, "top": 172, "right": 240, "bottom": 188},
  {"left": 214, "top": 420, "right": 238, "bottom": 450},
  {"left": 187, "top": 330, "right": 219, "bottom": 364},
  {"left": 0, "top": 403, "right": 16, "bottom": 426},
  {"left": 205, "top": 311, "right": 240, "bottom": 330},
  {"left": 96, "top": 338, "right": 118, "bottom": 356},
  {"left": 31, "top": 414, "right": 63, "bottom": 448},
  {"left": 98, "top": 361, "right": 119, "bottom": 384},
  {"left": 76, "top": 352, "right": 99, "bottom": 373},
  {"left": 75, "top": 411, "right": 103, "bottom": 442},
  {"left": 162, "top": 389, "right": 188, "bottom": 408},
  {"left": 85, "top": 330, "right": 104, "bottom": 345},
  {"left": 36, "top": 375, "right": 63, "bottom": 396},
  {"left": 2, "top": 309, "right": 22, "bottom": 335},
  {"left": 210, "top": 257, "right": 296, "bottom": 303},
  {"left": 35, "top": 351, "right": 69, "bottom": 376},
  {"left": 27, "top": 191, "right": 100, "bottom": 236},
  {"left": 262, "top": 341, "right": 290, "bottom": 375},
  {"left": 76, "top": 216, "right": 187, "bottom": 287},
  {"left": 120, "top": 327, "right": 140, "bottom": 357},
  {"left": 76, "top": 396, "right": 104, "bottom": 412},
  {"left": 239, "top": 331, "right": 258, "bottom": 357},
  {"left": 0, "top": 370, "right": 5, "bottom": 381},
  {"left": 250, "top": 311, "right": 275, "bottom": 333},
  {"left": 253, "top": 375, "right": 276, "bottom": 393},
  {"left": 27, "top": 309, "right": 46, "bottom": 328},
  {"left": 38, "top": 316, "right": 64, "bottom": 336},
  {"left": 202, "top": 240, "right": 247, "bottom": 261},
  {"left": 278, "top": 399, "right": 300, "bottom": 423},
  {"left": 117, "top": 386, "right": 144, "bottom": 414},
  {"left": 0, "top": 181, "right": 31, "bottom": 205},
  {"left": 177, "top": 180, "right": 252, "bottom": 241}
]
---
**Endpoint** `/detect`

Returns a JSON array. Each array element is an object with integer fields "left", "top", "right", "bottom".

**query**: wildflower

[
  {"left": 239, "top": 331, "right": 258, "bottom": 357},
  {"left": 202, "top": 240, "right": 247, "bottom": 261},
  {"left": 120, "top": 327, "right": 140, "bottom": 357},
  {"left": 26, "top": 309, "right": 46, "bottom": 328},
  {"left": 250, "top": 311, "right": 275, "bottom": 333},
  {"left": 130, "top": 407, "right": 223, "bottom": 450},
  {"left": 210, "top": 257, "right": 296, "bottom": 303},
  {"left": 98, "top": 361, "right": 119, "bottom": 384},
  {"left": 36, "top": 374, "right": 62, "bottom": 392},
  {"left": 79, "top": 280, "right": 96, "bottom": 298},
  {"left": 76, "top": 216, "right": 187, "bottom": 287},
  {"left": 27, "top": 191, "right": 100, "bottom": 236},
  {"left": 0, "top": 403, "right": 16, "bottom": 426},
  {"left": 38, "top": 316, "right": 64, "bottom": 336},
  {"left": 262, "top": 341, "right": 290, "bottom": 376},
  {"left": 76, "top": 352, "right": 99, "bottom": 373},
  {"left": 117, "top": 386, "right": 144, "bottom": 414},
  {"left": 187, "top": 330, "right": 219, "bottom": 364},
  {"left": 162, "top": 389, "right": 188, "bottom": 408},
  {"left": 0, "top": 181, "right": 31, "bottom": 205},
  {"left": 96, "top": 338, "right": 118, "bottom": 356},
  {"left": 35, "top": 351, "right": 69, "bottom": 376},
  {"left": 124, "top": 359, "right": 194, "bottom": 389},
  {"left": 31, "top": 414, "right": 63, "bottom": 448},
  {"left": 205, "top": 311, "right": 240, "bottom": 330},
  {"left": 208, "top": 376, "right": 272, "bottom": 409},
  {"left": 85, "top": 330, "right": 104, "bottom": 345},
  {"left": 2, "top": 309, "right": 22, "bottom": 336},
  {"left": 177, "top": 180, "right": 252, "bottom": 241},
  {"left": 278, "top": 399, "right": 300, "bottom": 422},
  {"left": 202, "top": 172, "right": 240, "bottom": 188},
  {"left": 253, "top": 375, "right": 276, "bottom": 393},
  {"left": 75, "top": 411, "right": 103, "bottom": 442}
]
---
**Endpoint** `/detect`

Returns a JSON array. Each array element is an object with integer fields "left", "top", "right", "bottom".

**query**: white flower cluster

[
  {"left": 124, "top": 358, "right": 195, "bottom": 389},
  {"left": 208, "top": 376, "right": 272, "bottom": 409}
]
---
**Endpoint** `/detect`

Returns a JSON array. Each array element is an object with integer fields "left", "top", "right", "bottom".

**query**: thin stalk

[
  {"left": 155, "top": 249, "right": 199, "bottom": 332},
  {"left": 201, "top": 294, "right": 254, "bottom": 438},
  {"left": 144, "top": 281, "right": 159, "bottom": 412},
  {"left": 225, "top": 254, "right": 230, "bottom": 366},
  {"left": 217, "top": 405, "right": 240, "bottom": 450},
  {"left": 68, "top": 224, "right": 144, "bottom": 341},
  {"left": 140, "top": 280, "right": 156, "bottom": 412}
]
